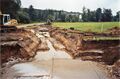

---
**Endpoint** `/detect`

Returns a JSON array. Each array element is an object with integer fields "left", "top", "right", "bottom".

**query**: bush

[
  {"left": 45, "top": 19, "right": 52, "bottom": 25},
  {"left": 70, "top": 27, "right": 74, "bottom": 30},
  {"left": 18, "top": 11, "right": 31, "bottom": 23}
]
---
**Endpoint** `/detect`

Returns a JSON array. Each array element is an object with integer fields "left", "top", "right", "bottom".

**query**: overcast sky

[{"left": 21, "top": 0, "right": 120, "bottom": 15}]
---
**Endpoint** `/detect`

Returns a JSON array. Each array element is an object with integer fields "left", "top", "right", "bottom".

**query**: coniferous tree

[{"left": 28, "top": 5, "right": 37, "bottom": 21}]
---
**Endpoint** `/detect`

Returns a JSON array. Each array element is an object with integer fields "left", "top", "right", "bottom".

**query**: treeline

[
  {"left": 82, "top": 7, "right": 120, "bottom": 22},
  {"left": 18, "top": 5, "right": 80, "bottom": 23},
  {"left": 18, "top": 5, "right": 120, "bottom": 23},
  {"left": 0, "top": 0, "right": 119, "bottom": 23}
]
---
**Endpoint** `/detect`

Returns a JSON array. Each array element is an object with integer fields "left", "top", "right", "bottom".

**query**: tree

[
  {"left": 82, "top": 8, "right": 96, "bottom": 22},
  {"left": 116, "top": 11, "right": 120, "bottom": 21},
  {"left": 18, "top": 10, "right": 30, "bottom": 23},
  {"left": 102, "top": 9, "right": 112, "bottom": 21},
  {"left": 65, "top": 15, "right": 70, "bottom": 22},
  {"left": 113, "top": 11, "right": 120, "bottom": 21},
  {"left": 96, "top": 8, "right": 102, "bottom": 22},
  {"left": 60, "top": 14, "right": 66, "bottom": 22},
  {"left": 81, "top": 7, "right": 116, "bottom": 22},
  {"left": 73, "top": 15, "right": 79, "bottom": 22},
  {"left": 47, "top": 14, "right": 54, "bottom": 22},
  {"left": 0, "top": 0, "right": 21, "bottom": 18},
  {"left": 82, "top": 7, "right": 88, "bottom": 22},
  {"left": 87, "top": 9, "right": 91, "bottom": 21},
  {"left": 89, "top": 11, "right": 96, "bottom": 21},
  {"left": 28, "top": 5, "right": 37, "bottom": 21},
  {"left": 37, "top": 10, "right": 43, "bottom": 21}
]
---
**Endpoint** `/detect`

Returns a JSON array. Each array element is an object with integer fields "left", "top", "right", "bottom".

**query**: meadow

[{"left": 53, "top": 22, "right": 119, "bottom": 33}]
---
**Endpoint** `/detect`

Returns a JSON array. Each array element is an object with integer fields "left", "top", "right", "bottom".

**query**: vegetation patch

[{"left": 53, "top": 22, "right": 119, "bottom": 33}]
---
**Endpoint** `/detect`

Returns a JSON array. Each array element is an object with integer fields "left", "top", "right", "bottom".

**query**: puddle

[{"left": 12, "top": 63, "right": 48, "bottom": 76}]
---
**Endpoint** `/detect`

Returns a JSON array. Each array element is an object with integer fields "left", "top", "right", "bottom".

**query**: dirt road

[
  {"left": 17, "top": 23, "right": 44, "bottom": 28},
  {"left": 1, "top": 27, "right": 111, "bottom": 79}
]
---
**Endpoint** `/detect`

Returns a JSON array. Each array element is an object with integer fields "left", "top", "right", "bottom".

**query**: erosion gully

[{"left": 2, "top": 27, "right": 111, "bottom": 79}]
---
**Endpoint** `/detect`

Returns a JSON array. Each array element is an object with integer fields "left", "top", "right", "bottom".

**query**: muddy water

[{"left": 2, "top": 32, "right": 110, "bottom": 79}]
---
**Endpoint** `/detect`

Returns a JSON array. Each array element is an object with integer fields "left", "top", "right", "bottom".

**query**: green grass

[
  {"left": 83, "top": 37, "right": 120, "bottom": 41},
  {"left": 53, "top": 22, "right": 120, "bottom": 33}
]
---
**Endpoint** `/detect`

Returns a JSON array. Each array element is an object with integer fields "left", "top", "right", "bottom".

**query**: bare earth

[{"left": 1, "top": 25, "right": 111, "bottom": 79}]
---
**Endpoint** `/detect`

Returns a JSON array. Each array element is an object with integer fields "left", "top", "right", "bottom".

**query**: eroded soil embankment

[
  {"left": 81, "top": 40, "right": 120, "bottom": 65},
  {"left": 1, "top": 29, "right": 40, "bottom": 65},
  {"left": 49, "top": 27, "right": 119, "bottom": 64},
  {"left": 49, "top": 26, "right": 120, "bottom": 79}
]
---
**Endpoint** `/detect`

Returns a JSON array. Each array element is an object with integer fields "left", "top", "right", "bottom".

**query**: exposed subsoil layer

[
  {"left": 0, "top": 29, "right": 40, "bottom": 65},
  {"left": 49, "top": 27, "right": 120, "bottom": 64}
]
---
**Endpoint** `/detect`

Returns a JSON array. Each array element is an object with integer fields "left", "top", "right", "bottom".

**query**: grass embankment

[{"left": 53, "top": 22, "right": 120, "bottom": 33}]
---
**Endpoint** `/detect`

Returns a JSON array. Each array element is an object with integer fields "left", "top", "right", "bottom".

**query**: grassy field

[{"left": 53, "top": 22, "right": 120, "bottom": 32}]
